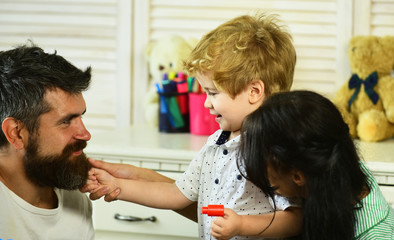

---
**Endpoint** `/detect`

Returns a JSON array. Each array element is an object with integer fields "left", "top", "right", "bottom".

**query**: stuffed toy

[
  {"left": 333, "top": 35, "right": 394, "bottom": 142},
  {"left": 143, "top": 35, "right": 198, "bottom": 126}
]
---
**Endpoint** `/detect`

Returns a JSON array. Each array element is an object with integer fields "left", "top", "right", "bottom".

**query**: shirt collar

[
  {"left": 206, "top": 129, "right": 240, "bottom": 148},
  {"left": 354, "top": 163, "right": 391, "bottom": 238}
]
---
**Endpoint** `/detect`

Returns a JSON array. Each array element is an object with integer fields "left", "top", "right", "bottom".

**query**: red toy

[{"left": 202, "top": 205, "right": 224, "bottom": 216}]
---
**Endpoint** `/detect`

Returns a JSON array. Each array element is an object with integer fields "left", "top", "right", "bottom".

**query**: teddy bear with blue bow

[{"left": 333, "top": 35, "right": 394, "bottom": 142}]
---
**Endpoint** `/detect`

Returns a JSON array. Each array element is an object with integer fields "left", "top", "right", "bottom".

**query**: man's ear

[
  {"left": 1, "top": 117, "right": 27, "bottom": 149},
  {"left": 291, "top": 170, "right": 306, "bottom": 187},
  {"left": 248, "top": 80, "right": 265, "bottom": 104}
]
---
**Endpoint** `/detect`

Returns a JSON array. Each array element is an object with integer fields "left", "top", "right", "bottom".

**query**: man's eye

[{"left": 207, "top": 92, "right": 216, "bottom": 96}]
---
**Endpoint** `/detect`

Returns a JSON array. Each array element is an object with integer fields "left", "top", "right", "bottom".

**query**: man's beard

[{"left": 23, "top": 135, "right": 91, "bottom": 190}]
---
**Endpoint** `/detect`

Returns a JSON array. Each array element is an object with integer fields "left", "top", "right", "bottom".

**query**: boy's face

[{"left": 196, "top": 72, "right": 258, "bottom": 138}]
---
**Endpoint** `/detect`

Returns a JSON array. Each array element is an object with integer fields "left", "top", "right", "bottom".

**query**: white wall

[{"left": 1, "top": 0, "right": 393, "bottom": 131}]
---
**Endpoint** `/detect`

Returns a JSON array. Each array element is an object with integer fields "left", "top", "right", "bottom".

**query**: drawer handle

[{"left": 114, "top": 213, "right": 157, "bottom": 222}]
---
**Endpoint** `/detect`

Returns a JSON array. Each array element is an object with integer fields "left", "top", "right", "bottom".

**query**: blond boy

[{"left": 85, "top": 13, "right": 301, "bottom": 239}]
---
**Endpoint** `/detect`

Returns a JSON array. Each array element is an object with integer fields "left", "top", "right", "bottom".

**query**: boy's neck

[{"left": 229, "top": 130, "right": 241, "bottom": 140}]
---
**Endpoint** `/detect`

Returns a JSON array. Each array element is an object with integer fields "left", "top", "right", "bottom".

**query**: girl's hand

[{"left": 210, "top": 208, "right": 242, "bottom": 240}]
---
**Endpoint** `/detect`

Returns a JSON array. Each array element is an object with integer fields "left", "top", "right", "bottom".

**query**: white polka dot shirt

[{"left": 176, "top": 130, "right": 300, "bottom": 240}]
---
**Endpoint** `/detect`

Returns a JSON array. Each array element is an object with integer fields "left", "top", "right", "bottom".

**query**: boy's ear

[
  {"left": 1, "top": 117, "right": 27, "bottom": 149},
  {"left": 248, "top": 80, "right": 265, "bottom": 104},
  {"left": 291, "top": 170, "right": 306, "bottom": 187}
]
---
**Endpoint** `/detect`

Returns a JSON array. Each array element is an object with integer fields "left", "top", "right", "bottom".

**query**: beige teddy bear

[
  {"left": 144, "top": 35, "right": 197, "bottom": 127},
  {"left": 333, "top": 35, "right": 394, "bottom": 142}
]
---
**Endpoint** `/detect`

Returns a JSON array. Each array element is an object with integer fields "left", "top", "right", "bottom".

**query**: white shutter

[
  {"left": 0, "top": 0, "right": 132, "bottom": 131},
  {"left": 354, "top": 0, "right": 394, "bottom": 36}
]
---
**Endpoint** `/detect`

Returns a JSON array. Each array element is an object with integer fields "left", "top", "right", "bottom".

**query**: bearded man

[{"left": 0, "top": 43, "right": 94, "bottom": 239}]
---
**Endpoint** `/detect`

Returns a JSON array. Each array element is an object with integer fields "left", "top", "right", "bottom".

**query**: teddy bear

[
  {"left": 333, "top": 35, "right": 394, "bottom": 142},
  {"left": 143, "top": 35, "right": 198, "bottom": 127}
]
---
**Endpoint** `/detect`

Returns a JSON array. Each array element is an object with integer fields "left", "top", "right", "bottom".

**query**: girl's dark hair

[
  {"left": 0, "top": 43, "right": 91, "bottom": 148},
  {"left": 239, "top": 90, "right": 367, "bottom": 240}
]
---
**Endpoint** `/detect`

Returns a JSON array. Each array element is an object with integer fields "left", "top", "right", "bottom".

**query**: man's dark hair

[{"left": 0, "top": 43, "right": 91, "bottom": 148}]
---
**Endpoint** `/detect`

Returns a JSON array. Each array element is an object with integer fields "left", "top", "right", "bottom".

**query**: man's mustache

[{"left": 63, "top": 140, "right": 87, "bottom": 155}]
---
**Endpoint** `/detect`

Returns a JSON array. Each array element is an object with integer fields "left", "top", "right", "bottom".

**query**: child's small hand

[
  {"left": 80, "top": 168, "right": 99, "bottom": 193},
  {"left": 81, "top": 168, "right": 120, "bottom": 200},
  {"left": 210, "top": 208, "right": 242, "bottom": 240}
]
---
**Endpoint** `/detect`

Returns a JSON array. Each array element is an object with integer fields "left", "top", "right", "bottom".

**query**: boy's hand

[
  {"left": 81, "top": 158, "right": 176, "bottom": 201},
  {"left": 88, "top": 158, "right": 136, "bottom": 179},
  {"left": 80, "top": 167, "right": 121, "bottom": 201},
  {"left": 80, "top": 158, "right": 133, "bottom": 201},
  {"left": 210, "top": 208, "right": 242, "bottom": 240}
]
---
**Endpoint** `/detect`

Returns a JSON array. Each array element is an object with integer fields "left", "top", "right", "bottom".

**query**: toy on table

[
  {"left": 156, "top": 71, "right": 195, "bottom": 132},
  {"left": 202, "top": 205, "right": 224, "bottom": 217},
  {"left": 332, "top": 35, "right": 394, "bottom": 142},
  {"left": 144, "top": 35, "right": 198, "bottom": 127},
  {"left": 156, "top": 69, "right": 219, "bottom": 135}
]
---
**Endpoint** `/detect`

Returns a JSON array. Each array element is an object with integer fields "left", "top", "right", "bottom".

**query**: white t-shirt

[
  {"left": 0, "top": 181, "right": 94, "bottom": 240},
  {"left": 176, "top": 130, "right": 301, "bottom": 240}
]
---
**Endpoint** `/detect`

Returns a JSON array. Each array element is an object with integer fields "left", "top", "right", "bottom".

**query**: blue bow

[{"left": 348, "top": 71, "right": 379, "bottom": 108}]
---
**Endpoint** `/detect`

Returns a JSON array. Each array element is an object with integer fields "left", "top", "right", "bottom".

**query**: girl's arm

[
  {"left": 210, "top": 207, "right": 302, "bottom": 239},
  {"left": 88, "top": 167, "right": 193, "bottom": 210}
]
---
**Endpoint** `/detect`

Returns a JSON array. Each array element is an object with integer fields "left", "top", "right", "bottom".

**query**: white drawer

[
  {"left": 380, "top": 185, "right": 394, "bottom": 208},
  {"left": 92, "top": 171, "right": 198, "bottom": 239}
]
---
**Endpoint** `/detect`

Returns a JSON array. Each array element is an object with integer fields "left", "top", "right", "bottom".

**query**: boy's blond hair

[{"left": 184, "top": 13, "right": 296, "bottom": 98}]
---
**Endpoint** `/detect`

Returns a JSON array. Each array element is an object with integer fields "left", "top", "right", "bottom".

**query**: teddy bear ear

[
  {"left": 145, "top": 40, "right": 156, "bottom": 58},
  {"left": 380, "top": 36, "right": 394, "bottom": 65},
  {"left": 349, "top": 35, "right": 364, "bottom": 46}
]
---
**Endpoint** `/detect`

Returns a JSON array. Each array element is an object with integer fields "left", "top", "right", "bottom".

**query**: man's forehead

[{"left": 43, "top": 89, "right": 85, "bottom": 114}]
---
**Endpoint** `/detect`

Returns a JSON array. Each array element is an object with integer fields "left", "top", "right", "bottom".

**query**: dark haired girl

[{"left": 239, "top": 90, "right": 394, "bottom": 239}]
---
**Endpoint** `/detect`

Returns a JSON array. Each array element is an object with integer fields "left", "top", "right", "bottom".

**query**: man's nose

[{"left": 74, "top": 119, "right": 91, "bottom": 141}]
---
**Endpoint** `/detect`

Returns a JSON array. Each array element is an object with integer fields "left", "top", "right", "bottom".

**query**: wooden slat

[
  {"left": 296, "top": 58, "right": 336, "bottom": 71},
  {"left": 294, "top": 69, "right": 338, "bottom": 82},
  {"left": 372, "top": 2, "right": 394, "bottom": 13},
  {"left": 0, "top": 13, "right": 116, "bottom": 27},
  {"left": 293, "top": 36, "right": 337, "bottom": 47},
  {"left": 296, "top": 47, "right": 336, "bottom": 59},
  {"left": 151, "top": 9, "right": 337, "bottom": 24},
  {"left": 0, "top": 36, "right": 117, "bottom": 49},
  {"left": 291, "top": 81, "right": 337, "bottom": 95},
  {"left": 0, "top": 2, "right": 116, "bottom": 14},
  {"left": 151, "top": 0, "right": 337, "bottom": 12},
  {"left": 0, "top": 0, "right": 116, "bottom": 4},
  {"left": 372, "top": 15, "right": 394, "bottom": 26}
]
